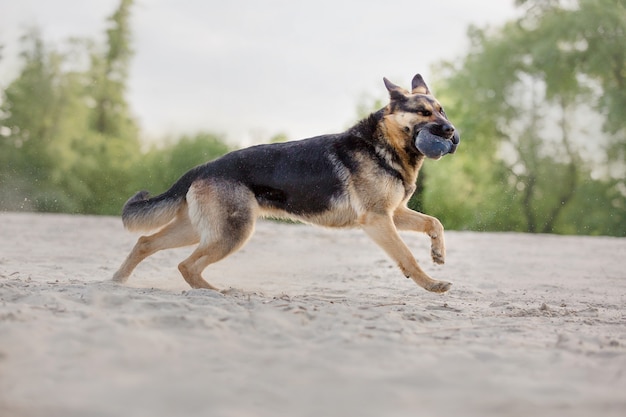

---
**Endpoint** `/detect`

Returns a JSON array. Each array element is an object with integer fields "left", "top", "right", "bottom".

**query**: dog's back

[{"left": 121, "top": 110, "right": 399, "bottom": 230}]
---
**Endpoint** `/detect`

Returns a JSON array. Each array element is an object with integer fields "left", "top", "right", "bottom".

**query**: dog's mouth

[{"left": 414, "top": 125, "right": 460, "bottom": 160}]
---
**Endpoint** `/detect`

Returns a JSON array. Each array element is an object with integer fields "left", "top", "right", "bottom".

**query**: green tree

[
  {"left": 0, "top": 0, "right": 141, "bottom": 214},
  {"left": 89, "top": 0, "right": 135, "bottom": 138},
  {"left": 0, "top": 30, "right": 86, "bottom": 211},
  {"left": 424, "top": 0, "right": 626, "bottom": 236},
  {"left": 76, "top": 0, "right": 140, "bottom": 214}
]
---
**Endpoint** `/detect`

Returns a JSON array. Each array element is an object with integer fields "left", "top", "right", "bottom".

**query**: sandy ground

[{"left": 0, "top": 211, "right": 625, "bottom": 417}]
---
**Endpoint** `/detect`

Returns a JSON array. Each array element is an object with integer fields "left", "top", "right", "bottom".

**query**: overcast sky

[{"left": 0, "top": 0, "right": 520, "bottom": 145}]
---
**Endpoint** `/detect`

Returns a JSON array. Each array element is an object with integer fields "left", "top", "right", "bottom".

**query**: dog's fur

[{"left": 113, "top": 74, "right": 459, "bottom": 293}]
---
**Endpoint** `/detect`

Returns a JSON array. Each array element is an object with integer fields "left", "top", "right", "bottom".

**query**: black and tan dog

[{"left": 113, "top": 73, "right": 459, "bottom": 293}]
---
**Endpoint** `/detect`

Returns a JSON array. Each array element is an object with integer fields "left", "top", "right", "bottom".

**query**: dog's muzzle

[{"left": 414, "top": 124, "right": 460, "bottom": 160}]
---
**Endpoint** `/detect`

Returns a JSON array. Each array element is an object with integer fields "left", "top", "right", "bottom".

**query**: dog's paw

[
  {"left": 431, "top": 247, "right": 445, "bottom": 265},
  {"left": 426, "top": 280, "right": 452, "bottom": 293}
]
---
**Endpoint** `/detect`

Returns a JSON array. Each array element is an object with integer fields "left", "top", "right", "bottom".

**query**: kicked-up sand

[{"left": 0, "top": 212, "right": 625, "bottom": 417}]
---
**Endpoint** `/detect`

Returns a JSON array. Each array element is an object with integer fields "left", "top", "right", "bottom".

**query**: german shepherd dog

[{"left": 113, "top": 74, "right": 459, "bottom": 293}]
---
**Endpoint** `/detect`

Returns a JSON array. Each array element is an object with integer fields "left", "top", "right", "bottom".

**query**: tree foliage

[
  {"left": 0, "top": 1, "right": 230, "bottom": 215},
  {"left": 422, "top": 0, "right": 626, "bottom": 236}
]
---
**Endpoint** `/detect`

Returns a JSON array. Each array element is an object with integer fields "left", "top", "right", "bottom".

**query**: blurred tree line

[
  {"left": 0, "top": 0, "right": 624, "bottom": 236},
  {"left": 0, "top": 0, "right": 229, "bottom": 214},
  {"left": 421, "top": 0, "right": 626, "bottom": 236}
]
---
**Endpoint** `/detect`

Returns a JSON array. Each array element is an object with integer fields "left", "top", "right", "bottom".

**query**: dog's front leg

[
  {"left": 360, "top": 212, "right": 451, "bottom": 293},
  {"left": 392, "top": 206, "right": 445, "bottom": 265}
]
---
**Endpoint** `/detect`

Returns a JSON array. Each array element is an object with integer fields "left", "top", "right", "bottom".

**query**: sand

[{"left": 0, "top": 211, "right": 625, "bottom": 417}]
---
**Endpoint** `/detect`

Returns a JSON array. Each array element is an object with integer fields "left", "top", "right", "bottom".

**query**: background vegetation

[
  {"left": 0, "top": 0, "right": 624, "bottom": 236},
  {"left": 421, "top": 0, "right": 626, "bottom": 236}
]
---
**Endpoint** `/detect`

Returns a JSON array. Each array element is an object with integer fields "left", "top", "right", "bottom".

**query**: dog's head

[{"left": 382, "top": 74, "right": 459, "bottom": 160}]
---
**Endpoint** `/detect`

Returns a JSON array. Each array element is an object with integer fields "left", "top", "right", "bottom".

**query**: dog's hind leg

[
  {"left": 360, "top": 212, "right": 451, "bottom": 293},
  {"left": 178, "top": 180, "right": 257, "bottom": 290},
  {"left": 393, "top": 206, "right": 446, "bottom": 265},
  {"left": 112, "top": 208, "right": 199, "bottom": 283},
  {"left": 177, "top": 229, "right": 254, "bottom": 290}
]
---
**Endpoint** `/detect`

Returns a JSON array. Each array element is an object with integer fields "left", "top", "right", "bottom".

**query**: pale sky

[{"left": 0, "top": 0, "right": 520, "bottom": 145}]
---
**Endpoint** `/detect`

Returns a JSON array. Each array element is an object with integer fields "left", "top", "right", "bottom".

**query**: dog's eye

[{"left": 420, "top": 110, "right": 432, "bottom": 117}]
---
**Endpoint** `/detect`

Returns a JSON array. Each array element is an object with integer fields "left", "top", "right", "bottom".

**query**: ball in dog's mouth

[{"left": 415, "top": 129, "right": 453, "bottom": 160}]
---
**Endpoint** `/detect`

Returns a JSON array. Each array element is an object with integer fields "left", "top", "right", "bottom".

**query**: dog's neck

[{"left": 348, "top": 109, "right": 425, "bottom": 187}]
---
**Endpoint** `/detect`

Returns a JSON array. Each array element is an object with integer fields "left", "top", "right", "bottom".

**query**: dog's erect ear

[
  {"left": 384, "top": 77, "right": 409, "bottom": 101},
  {"left": 411, "top": 74, "right": 431, "bottom": 95}
]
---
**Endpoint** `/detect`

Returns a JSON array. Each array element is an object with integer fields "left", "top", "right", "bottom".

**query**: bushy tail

[{"left": 121, "top": 190, "right": 184, "bottom": 232}]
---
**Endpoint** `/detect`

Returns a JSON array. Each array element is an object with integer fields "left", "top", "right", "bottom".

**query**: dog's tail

[
  {"left": 121, "top": 190, "right": 183, "bottom": 232},
  {"left": 121, "top": 167, "right": 202, "bottom": 232}
]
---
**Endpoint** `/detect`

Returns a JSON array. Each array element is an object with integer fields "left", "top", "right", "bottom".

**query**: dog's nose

[{"left": 442, "top": 124, "right": 455, "bottom": 137}]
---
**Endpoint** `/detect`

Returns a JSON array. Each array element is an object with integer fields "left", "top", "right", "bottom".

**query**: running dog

[{"left": 113, "top": 73, "right": 460, "bottom": 293}]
